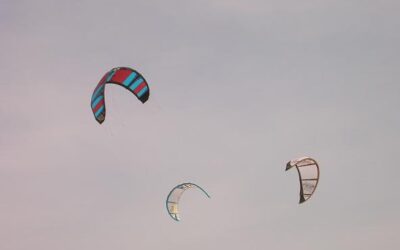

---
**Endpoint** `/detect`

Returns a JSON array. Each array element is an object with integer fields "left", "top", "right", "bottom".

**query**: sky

[{"left": 1, "top": 0, "right": 400, "bottom": 249}]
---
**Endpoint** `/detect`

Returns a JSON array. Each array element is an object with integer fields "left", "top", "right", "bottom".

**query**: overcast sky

[{"left": 1, "top": 0, "right": 400, "bottom": 249}]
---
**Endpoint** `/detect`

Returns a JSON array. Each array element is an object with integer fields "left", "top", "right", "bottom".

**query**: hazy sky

[{"left": 1, "top": 1, "right": 400, "bottom": 249}]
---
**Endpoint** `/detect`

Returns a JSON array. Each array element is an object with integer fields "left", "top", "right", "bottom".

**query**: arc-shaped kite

[
  {"left": 91, "top": 67, "right": 150, "bottom": 124},
  {"left": 286, "top": 157, "right": 320, "bottom": 204},
  {"left": 166, "top": 183, "right": 210, "bottom": 221}
]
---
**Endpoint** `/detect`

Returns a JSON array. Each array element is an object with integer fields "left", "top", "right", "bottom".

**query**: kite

[
  {"left": 166, "top": 183, "right": 210, "bottom": 221},
  {"left": 91, "top": 67, "right": 150, "bottom": 124},
  {"left": 286, "top": 157, "right": 320, "bottom": 204}
]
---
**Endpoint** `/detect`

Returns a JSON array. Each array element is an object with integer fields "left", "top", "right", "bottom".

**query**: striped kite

[{"left": 91, "top": 67, "right": 150, "bottom": 124}]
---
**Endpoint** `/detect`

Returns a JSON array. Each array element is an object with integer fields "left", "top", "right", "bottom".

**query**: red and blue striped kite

[{"left": 91, "top": 67, "right": 150, "bottom": 124}]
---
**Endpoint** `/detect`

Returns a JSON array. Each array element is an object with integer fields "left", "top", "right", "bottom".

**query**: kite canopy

[
  {"left": 91, "top": 67, "right": 150, "bottom": 124},
  {"left": 166, "top": 183, "right": 210, "bottom": 221},
  {"left": 286, "top": 157, "right": 320, "bottom": 204}
]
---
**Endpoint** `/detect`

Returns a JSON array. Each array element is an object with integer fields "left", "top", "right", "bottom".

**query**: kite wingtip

[{"left": 285, "top": 162, "right": 292, "bottom": 171}]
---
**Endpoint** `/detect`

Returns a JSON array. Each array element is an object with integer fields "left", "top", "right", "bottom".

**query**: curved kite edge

[{"left": 189, "top": 183, "right": 211, "bottom": 199}]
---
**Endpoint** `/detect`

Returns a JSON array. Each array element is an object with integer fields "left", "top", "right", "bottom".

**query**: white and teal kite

[{"left": 166, "top": 183, "right": 210, "bottom": 221}]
